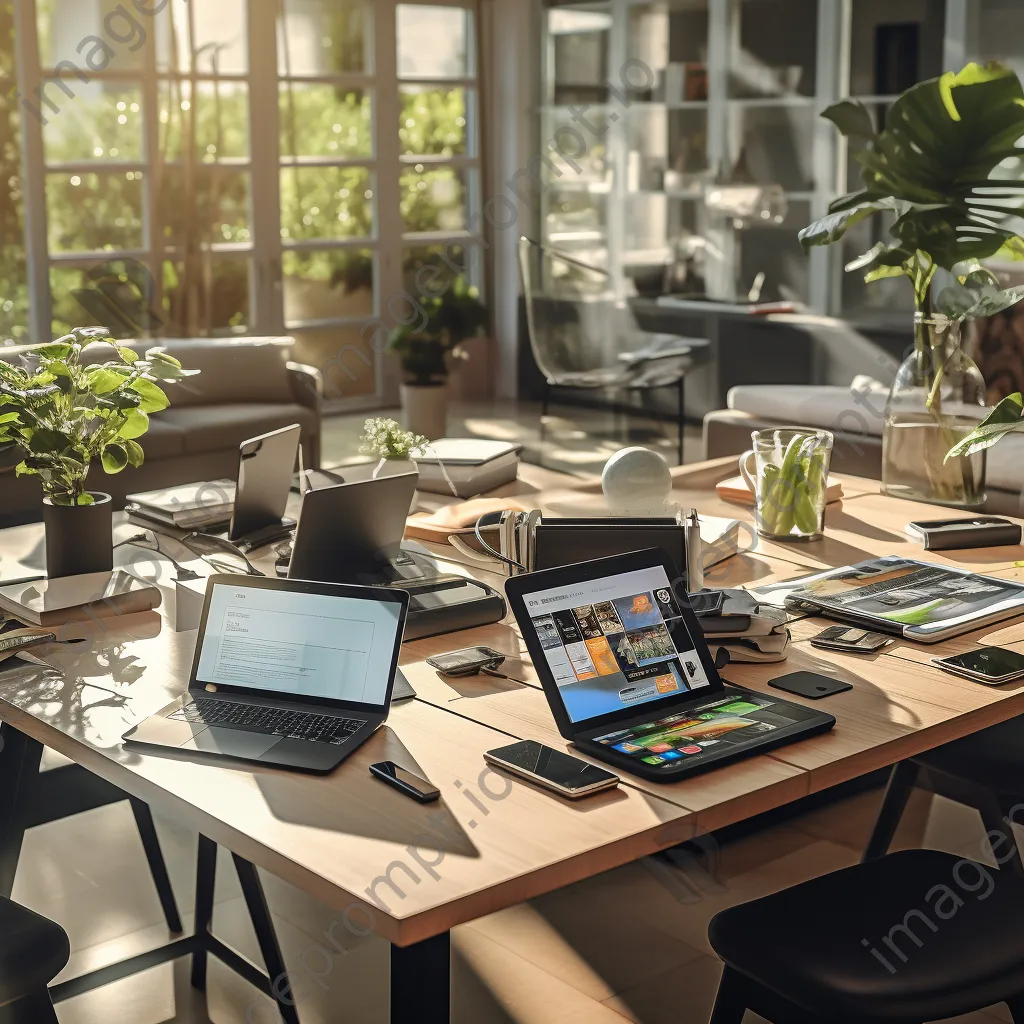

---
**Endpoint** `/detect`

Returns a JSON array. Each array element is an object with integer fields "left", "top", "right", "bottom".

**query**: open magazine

[{"left": 750, "top": 556, "right": 1024, "bottom": 643}]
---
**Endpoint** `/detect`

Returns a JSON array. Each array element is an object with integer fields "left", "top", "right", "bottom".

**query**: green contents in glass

[{"left": 740, "top": 429, "right": 834, "bottom": 541}]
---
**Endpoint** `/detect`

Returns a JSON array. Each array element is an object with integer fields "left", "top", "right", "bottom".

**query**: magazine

[{"left": 750, "top": 556, "right": 1024, "bottom": 643}]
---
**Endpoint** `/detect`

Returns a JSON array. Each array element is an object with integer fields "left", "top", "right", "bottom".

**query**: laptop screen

[
  {"left": 194, "top": 581, "right": 403, "bottom": 707},
  {"left": 520, "top": 563, "right": 714, "bottom": 724}
]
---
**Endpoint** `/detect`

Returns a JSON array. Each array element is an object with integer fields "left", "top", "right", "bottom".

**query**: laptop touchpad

[{"left": 184, "top": 727, "right": 279, "bottom": 759}]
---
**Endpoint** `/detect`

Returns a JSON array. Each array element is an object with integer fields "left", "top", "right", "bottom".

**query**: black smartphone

[
  {"left": 931, "top": 646, "right": 1024, "bottom": 685},
  {"left": 769, "top": 671, "right": 853, "bottom": 699},
  {"left": 483, "top": 740, "right": 619, "bottom": 799},
  {"left": 369, "top": 761, "right": 441, "bottom": 803},
  {"left": 905, "top": 516, "right": 1021, "bottom": 550},
  {"left": 426, "top": 646, "right": 506, "bottom": 676}
]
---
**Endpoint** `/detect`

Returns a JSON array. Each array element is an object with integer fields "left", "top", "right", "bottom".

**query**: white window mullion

[
  {"left": 248, "top": 0, "right": 284, "bottom": 335},
  {"left": 14, "top": 0, "right": 51, "bottom": 341},
  {"left": 376, "top": 0, "right": 403, "bottom": 405}
]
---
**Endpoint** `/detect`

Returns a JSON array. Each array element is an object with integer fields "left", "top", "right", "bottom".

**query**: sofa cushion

[
  {"left": 727, "top": 382, "right": 888, "bottom": 436},
  {"left": 144, "top": 338, "right": 295, "bottom": 408},
  {"left": 158, "top": 403, "right": 317, "bottom": 457},
  {"left": 136, "top": 416, "right": 187, "bottom": 461}
]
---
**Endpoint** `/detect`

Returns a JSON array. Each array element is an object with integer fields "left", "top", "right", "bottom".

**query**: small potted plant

[
  {"left": 388, "top": 277, "right": 487, "bottom": 439},
  {"left": 0, "top": 327, "right": 199, "bottom": 577},
  {"left": 359, "top": 417, "right": 428, "bottom": 479}
]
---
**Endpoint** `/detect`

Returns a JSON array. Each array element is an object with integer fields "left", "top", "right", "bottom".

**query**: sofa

[
  {"left": 1, "top": 336, "right": 323, "bottom": 526},
  {"left": 703, "top": 382, "right": 1024, "bottom": 516}
]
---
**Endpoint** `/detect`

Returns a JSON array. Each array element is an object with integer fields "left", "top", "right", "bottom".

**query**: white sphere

[{"left": 601, "top": 447, "right": 673, "bottom": 510}]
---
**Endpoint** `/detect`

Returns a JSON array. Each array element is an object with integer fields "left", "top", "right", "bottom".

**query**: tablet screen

[{"left": 520, "top": 564, "right": 713, "bottom": 723}]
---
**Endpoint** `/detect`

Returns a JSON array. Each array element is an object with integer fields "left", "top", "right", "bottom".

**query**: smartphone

[
  {"left": 810, "top": 625, "right": 891, "bottom": 654},
  {"left": 905, "top": 517, "right": 1021, "bottom": 550},
  {"left": 931, "top": 646, "right": 1024, "bottom": 685},
  {"left": 426, "top": 647, "right": 506, "bottom": 676},
  {"left": 369, "top": 761, "right": 441, "bottom": 803},
  {"left": 484, "top": 740, "right": 619, "bottom": 799}
]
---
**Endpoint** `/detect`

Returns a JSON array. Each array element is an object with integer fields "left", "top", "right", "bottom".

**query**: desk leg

[
  {"left": 0, "top": 724, "right": 42, "bottom": 897},
  {"left": 391, "top": 932, "right": 450, "bottom": 1024},
  {"left": 190, "top": 834, "right": 217, "bottom": 990}
]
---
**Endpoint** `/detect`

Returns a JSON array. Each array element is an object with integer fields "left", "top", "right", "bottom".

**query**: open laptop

[
  {"left": 286, "top": 472, "right": 430, "bottom": 582},
  {"left": 126, "top": 423, "right": 301, "bottom": 544},
  {"left": 505, "top": 548, "right": 835, "bottom": 782},
  {"left": 123, "top": 575, "right": 409, "bottom": 773}
]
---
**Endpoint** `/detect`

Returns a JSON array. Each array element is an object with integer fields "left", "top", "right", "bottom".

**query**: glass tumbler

[{"left": 739, "top": 428, "right": 834, "bottom": 541}]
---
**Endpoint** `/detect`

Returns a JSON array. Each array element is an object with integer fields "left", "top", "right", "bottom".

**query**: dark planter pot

[{"left": 43, "top": 492, "right": 114, "bottom": 579}]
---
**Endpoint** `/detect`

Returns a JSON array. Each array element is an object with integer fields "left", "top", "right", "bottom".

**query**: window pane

[
  {"left": 158, "top": 167, "right": 251, "bottom": 248},
  {"left": 627, "top": 1, "right": 708, "bottom": 98},
  {"left": 278, "top": 0, "right": 369, "bottom": 75},
  {"left": 548, "top": 3, "right": 611, "bottom": 105},
  {"left": 283, "top": 249, "right": 374, "bottom": 325},
  {"left": 280, "top": 167, "right": 374, "bottom": 242},
  {"left": 42, "top": 84, "right": 144, "bottom": 164},
  {"left": 627, "top": 108, "right": 707, "bottom": 193},
  {"left": 162, "top": 257, "right": 250, "bottom": 334},
  {"left": 279, "top": 84, "right": 372, "bottom": 158},
  {"left": 545, "top": 191, "right": 607, "bottom": 248},
  {"left": 50, "top": 259, "right": 160, "bottom": 339},
  {"left": 731, "top": 105, "right": 815, "bottom": 191},
  {"left": 155, "top": 0, "right": 249, "bottom": 74},
  {"left": 851, "top": 0, "right": 946, "bottom": 97},
  {"left": 401, "top": 165, "right": 469, "bottom": 233},
  {"left": 1, "top": 0, "right": 28, "bottom": 342},
  {"left": 46, "top": 171, "right": 144, "bottom": 253},
  {"left": 403, "top": 243, "right": 468, "bottom": 296},
  {"left": 400, "top": 86, "right": 469, "bottom": 157},
  {"left": 732, "top": 0, "right": 817, "bottom": 98},
  {"left": 159, "top": 81, "right": 251, "bottom": 163},
  {"left": 738, "top": 199, "right": 810, "bottom": 304},
  {"left": 37, "top": 0, "right": 145, "bottom": 72},
  {"left": 397, "top": 5, "right": 474, "bottom": 78}
]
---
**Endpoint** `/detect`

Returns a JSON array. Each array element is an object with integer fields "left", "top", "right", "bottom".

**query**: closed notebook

[{"left": 0, "top": 570, "right": 162, "bottom": 626}]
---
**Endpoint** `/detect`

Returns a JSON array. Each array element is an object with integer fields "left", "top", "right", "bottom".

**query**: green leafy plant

[
  {"left": 359, "top": 417, "right": 428, "bottom": 460},
  {"left": 0, "top": 326, "right": 199, "bottom": 505},
  {"left": 947, "top": 392, "right": 1024, "bottom": 460},
  {"left": 799, "top": 62, "right": 1024, "bottom": 328},
  {"left": 388, "top": 277, "right": 487, "bottom": 386}
]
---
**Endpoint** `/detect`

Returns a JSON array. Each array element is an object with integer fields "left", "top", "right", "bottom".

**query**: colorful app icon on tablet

[{"left": 642, "top": 755, "right": 664, "bottom": 765}]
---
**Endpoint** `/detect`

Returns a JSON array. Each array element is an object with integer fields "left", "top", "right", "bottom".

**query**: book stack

[
  {"left": 125, "top": 480, "right": 236, "bottom": 531},
  {"left": 412, "top": 439, "right": 522, "bottom": 498},
  {"left": 694, "top": 588, "right": 791, "bottom": 663},
  {"left": 0, "top": 570, "right": 162, "bottom": 627}
]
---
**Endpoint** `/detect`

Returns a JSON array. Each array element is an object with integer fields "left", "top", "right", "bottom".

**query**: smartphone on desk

[
  {"left": 931, "top": 646, "right": 1024, "bottom": 685},
  {"left": 484, "top": 740, "right": 619, "bottom": 799}
]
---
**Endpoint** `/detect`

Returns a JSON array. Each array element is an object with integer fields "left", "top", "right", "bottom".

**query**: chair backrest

[{"left": 517, "top": 237, "right": 639, "bottom": 382}]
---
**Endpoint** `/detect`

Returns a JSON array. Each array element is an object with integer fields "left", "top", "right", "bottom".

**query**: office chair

[
  {"left": 518, "top": 237, "right": 711, "bottom": 465},
  {"left": 708, "top": 849, "right": 1024, "bottom": 1023},
  {"left": 0, "top": 895, "right": 69, "bottom": 1024},
  {"left": 862, "top": 719, "right": 1024, "bottom": 877}
]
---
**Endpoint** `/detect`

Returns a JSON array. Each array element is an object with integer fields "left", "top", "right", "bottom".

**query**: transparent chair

[{"left": 518, "top": 237, "right": 710, "bottom": 464}]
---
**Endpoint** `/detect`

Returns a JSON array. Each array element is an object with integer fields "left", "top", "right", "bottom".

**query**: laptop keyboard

[{"left": 171, "top": 698, "right": 366, "bottom": 745}]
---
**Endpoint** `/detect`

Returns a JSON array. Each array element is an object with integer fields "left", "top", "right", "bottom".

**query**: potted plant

[
  {"left": 0, "top": 326, "right": 198, "bottom": 577},
  {"left": 388, "top": 277, "right": 487, "bottom": 439},
  {"left": 359, "top": 417, "right": 428, "bottom": 479},
  {"left": 799, "top": 62, "right": 1024, "bottom": 507}
]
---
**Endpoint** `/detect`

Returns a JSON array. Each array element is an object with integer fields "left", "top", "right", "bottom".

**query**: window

[
  {"left": 11, "top": 0, "right": 481, "bottom": 406},
  {"left": 0, "top": 0, "right": 26, "bottom": 341}
]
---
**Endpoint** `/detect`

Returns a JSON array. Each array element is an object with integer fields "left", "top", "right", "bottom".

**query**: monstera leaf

[{"left": 800, "top": 63, "right": 1024, "bottom": 289}]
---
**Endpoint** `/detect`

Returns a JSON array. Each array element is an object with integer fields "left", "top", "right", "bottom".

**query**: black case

[
  {"left": 908, "top": 517, "right": 1022, "bottom": 551},
  {"left": 533, "top": 518, "right": 686, "bottom": 574}
]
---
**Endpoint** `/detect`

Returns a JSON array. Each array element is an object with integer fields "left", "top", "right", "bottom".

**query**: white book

[{"left": 0, "top": 571, "right": 162, "bottom": 626}]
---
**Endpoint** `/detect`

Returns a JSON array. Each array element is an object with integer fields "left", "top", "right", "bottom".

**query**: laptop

[
  {"left": 287, "top": 472, "right": 430, "bottom": 582},
  {"left": 504, "top": 548, "right": 835, "bottom": 782},
  {"left": 126, "top": 423, "right": 301, "bottom": 543},
  {"left": 123, "top": 575, "right": 409, "bottom": 772}
]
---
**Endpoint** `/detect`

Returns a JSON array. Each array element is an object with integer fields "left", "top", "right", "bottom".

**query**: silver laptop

[{"left": 123, "top": 575, "right": 409, "bottom": 773}]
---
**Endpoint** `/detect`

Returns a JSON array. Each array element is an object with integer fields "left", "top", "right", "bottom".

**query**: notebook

[{"left": 0, "top": 571, "right": 162, "bottom": 626}]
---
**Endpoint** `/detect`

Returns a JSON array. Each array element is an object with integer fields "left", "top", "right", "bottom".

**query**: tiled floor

[
  {"left": 12, "top": 776, "right": 1017, "bottom": 1023},
  {"left": 320, "top": 399, "right": 705, "bottom": 477}
]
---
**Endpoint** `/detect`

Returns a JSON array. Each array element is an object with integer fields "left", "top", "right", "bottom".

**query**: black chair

[
  {"left": 863, "top": 719, "right": 1024, "bottom": 876},
  {"left": 0, "top": 895, "right": 69, "bottom": 1024},
  {"left": 708, "top": 850, "right": 1024, "bottom": 1023}
]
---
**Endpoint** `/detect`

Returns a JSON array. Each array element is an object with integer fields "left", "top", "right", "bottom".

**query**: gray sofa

[{"left": 1, "top": 337, "right": 323, "bottom": 526}]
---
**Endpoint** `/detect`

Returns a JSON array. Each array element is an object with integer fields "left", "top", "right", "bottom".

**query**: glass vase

[{"left": 882, "top": 315, "right": 987, "bottom": 508}]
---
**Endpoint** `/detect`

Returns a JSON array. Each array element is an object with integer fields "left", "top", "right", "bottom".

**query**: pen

[{"left": 685, "top": 507, "right": 704, "bottom": 594}]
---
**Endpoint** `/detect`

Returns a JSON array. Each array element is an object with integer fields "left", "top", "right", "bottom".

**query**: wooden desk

[{"left": 5, "top": 458, "right": 1024, "bottom": 1023}]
